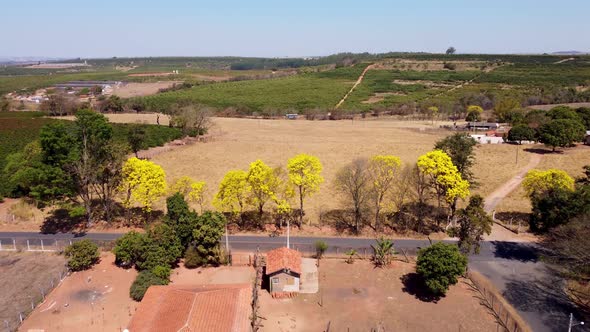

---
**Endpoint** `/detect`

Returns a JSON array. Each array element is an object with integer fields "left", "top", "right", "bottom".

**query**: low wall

[{"left": 467, "top": 270, "right": 532, "bottom": 332}]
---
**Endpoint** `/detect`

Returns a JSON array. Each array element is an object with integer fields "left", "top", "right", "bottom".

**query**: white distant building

[{"left": 471, "top": 134, "right": 504, "bottom": 144}]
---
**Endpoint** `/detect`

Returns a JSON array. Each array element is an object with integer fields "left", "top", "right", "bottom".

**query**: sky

[{"left": 2, "top": 0, "right": 589, "bottom": 58}]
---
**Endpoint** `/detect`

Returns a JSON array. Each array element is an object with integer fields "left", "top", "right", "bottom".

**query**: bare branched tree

[{"left": 334, "top": 158, "right": 371, "bottom": 233}]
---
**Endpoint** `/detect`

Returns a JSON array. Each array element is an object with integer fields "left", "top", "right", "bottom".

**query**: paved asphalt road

[{"left": 0, "top": 232, "right": 587, "bottom": 332}]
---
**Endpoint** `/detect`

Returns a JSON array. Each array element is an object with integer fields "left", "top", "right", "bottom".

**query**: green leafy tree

[
  {"left": 465, "top": 105, "right": 483, "bottom": 122},
  {"left": 130, "top": 270, "right": 169, "bottom": 301},
  {"left": 64, "top": 240, "right": 100, "bottom": 271},
  {"left": 71, "top": 109, "right": 114, "bottom": 225},
  {"left": 547, "top": 106, "right": 583, "bottom": 122},
  {"left": 457, "top": 195, "right": 493, "bottom": 254},
  {"left": 372, "top": 238, "right": 395, "bottom": 267},
  {"left": 416, "top": 242, "right": 467, "bottom": 295},
  {"left": 507, "top": 125, "right": 536, "bottom": 144},
  {"left": 538, "top": 119, "right": 586, "bottom": 151},
  {"left": 127, "top": 125, "right": 147, "bottom": 158},
  {"left": 434, "top": 133, "right": 477, "bottom": 184},
  {"left": 164, "top": 193, "right": 197, "bottom": 248},
  {"left": 287, "top": 154, "right": 324, "bottom": 225},
  {"left": 494, "top": 98, "right": 521, "bottom": 122},
  {"left": 575, "top": 107, "right": 590, "bottom": 130},
  {"left": 113, "top": 231, "right": 146, "bottom": 267},
  {"left": 145, "top": 222, "right": 183, "bottom": 265},
  {"left": 191, "top": 211, "right": 227, "bottom": 266}
]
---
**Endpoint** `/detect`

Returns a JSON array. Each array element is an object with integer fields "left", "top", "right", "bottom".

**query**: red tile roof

[
  {"left": 266, "top": 247, "right": 302, "bottom": 275},
  {"left": 127, "top": 284, "right": 251, "bottom": 332}
]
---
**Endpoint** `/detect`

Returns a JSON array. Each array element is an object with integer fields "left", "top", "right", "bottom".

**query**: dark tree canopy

[
  {"left": 446, "top": 47, "right": 456, "bottom": 55},
  {"left": 416, "top": 242, "right": 467, "bottom": 296},
  {"left": 434, "top": 133, "right": 477, "bottom": 183},
  {"left": 507, "top": 124, "right": 536, "bottom": 144},
  {"left": 538, "top": 119, "right": 586, "bottom": 151},
  {"left": 457, "top": 195, "right": 493, "bottom": 254}
]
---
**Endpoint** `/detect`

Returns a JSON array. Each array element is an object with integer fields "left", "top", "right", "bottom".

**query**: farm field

[
  {"left": 18, "top": 253, "right": 138, "bottom": 332},
  {"left": 150, "top": 117, "right": 534, "bottom": 229},
  {"left": 258, "top": 259, "right": 498, "bottom": 332},
  {"left": 142, "top": 64, "right": 367, "bottom": 112},
  {"left": 0, "top": 252, "right": 67, "bottom": 332}
]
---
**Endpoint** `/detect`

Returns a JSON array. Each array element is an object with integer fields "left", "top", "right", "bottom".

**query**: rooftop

[
  {"left": 266, "top": 247, "right": 302, "bottom": 275},
  {"left": 127, "top": 284, "right": 251, "bottom": 332}
]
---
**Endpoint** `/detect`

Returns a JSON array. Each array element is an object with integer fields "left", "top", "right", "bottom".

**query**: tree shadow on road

[
  {"left": 400, "top": 273, "right": 443, "bottom": 303},
  {"left": 502, "top": 275, "right": 588, "bottom": 332},
  {"left": 492, "top": 241, "right": 539, "bottom": 262}
]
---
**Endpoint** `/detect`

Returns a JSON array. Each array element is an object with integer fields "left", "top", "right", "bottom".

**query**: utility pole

[
  {"left": 286, "top": 219, "right": 290, "bottom": 249},
  {"left": 569, "top": 313, "right": 585, "bottom": 332}
]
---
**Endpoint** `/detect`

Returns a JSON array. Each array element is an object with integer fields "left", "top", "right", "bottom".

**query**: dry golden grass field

[
  {"left": 150, "top": 117, "right": 536, "bottom": 225},
  {"left": 495, "top": 145, "right": 590, "bottom": 214}
]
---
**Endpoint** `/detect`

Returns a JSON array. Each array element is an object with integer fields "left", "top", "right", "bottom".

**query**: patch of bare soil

[
  {"left": 0, "top": 252, "right": 66, "bottom": 332},
  {"left": 127, "top": 72, "right": 176, "bottom": 77},
  {"left": 361, "top": 92, "right": 407, "bottom": 104},
  {"left": 19, "top": 253, "right": 138, "bottom": 332},
  {"left": 112, "top": 82, "right": 181, "bottom": 98},
  {"left": 258, "top": 259, "right": 498, "bottom": 332},
  {"left": 393, "top": 79, "right": 455, "bottom": 88}
]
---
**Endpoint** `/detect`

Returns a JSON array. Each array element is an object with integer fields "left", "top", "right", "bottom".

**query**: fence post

[
  {"left": 27, "top": 240, "right": 30, "bottom": 251},
  {"left": 41, "top": 239, "right": 44, "bottom": 251},
  {"left": 0, "top": 240, "right": 2, "bottom": 251},
  {"left": 19, "top": 312, "right": 23, "bottom": 323},
  {"left": 13, "top": 238, "right": 16, "bottom": 251}
]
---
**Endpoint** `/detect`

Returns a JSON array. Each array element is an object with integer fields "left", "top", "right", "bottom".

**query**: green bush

[
  {"left": 130, "top": 270, "right": 169, "bottom": 301},
  {"left": 416, "top": 242, "right": 467, "bottom": 296},
  {"left": 151, "top": 265, "right": 171, "bottom": 280},
  {"left": 315, "top": 240, "right": 328, "bottom": 259},
  {"left": 183, "top": 245, "right": 203, "bottom": 268},
  {"left": 113, "top": 231, "right": 146, "bottom": 267},
  {"left": 64, "top": 240, "right": 100, "bottom": 271}
]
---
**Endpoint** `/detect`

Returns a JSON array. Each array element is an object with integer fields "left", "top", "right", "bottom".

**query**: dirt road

[
  {"left": 483, "top": 153, "right": 542, "bottom": 241},
  {"left": 334, "top": 64, "right": 375, "bottom": 109}
]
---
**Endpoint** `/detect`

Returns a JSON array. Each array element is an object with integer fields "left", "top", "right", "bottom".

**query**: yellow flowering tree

[
  {"left": 523, "top": 169, "right": 575, "bottom": 199},
  {"left": 287, "top": 154, "right": 324, "bottom": 225},
  {"left": 213, "top": 170, "right": 250, "bottom": 222},
  {"left": 416, "top": 150, "right": 470, "bottom": 217},
  {"left": 368, "top": 155, "right": 402, "bottom": 230},
  {"left": 170, "top": 176, "right": 207, "bottom": 212},
  {"left": 466, "top": 105, "right": 483, "bottom": 122},
  {"left": 120, "top": 157, "right": 167, "bottom": 215},
  {"left": 247, "top": 160, "right": 281, "bottom": 218}
]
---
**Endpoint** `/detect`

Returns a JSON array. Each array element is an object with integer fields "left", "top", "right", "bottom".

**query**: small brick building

[{"left": 265, "top": 247, "right": 302, "bottom": 296}]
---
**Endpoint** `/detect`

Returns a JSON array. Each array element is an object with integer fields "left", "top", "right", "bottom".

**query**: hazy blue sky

[{"left": 2, "top": 0, "right": 589, "bottom": 57}]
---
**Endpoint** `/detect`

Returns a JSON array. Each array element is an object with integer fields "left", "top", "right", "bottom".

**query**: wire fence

[
  {"left": 467, "top": 270, "right": 532, "bottom": 332},
  {"left": 2, "top": 265, "right": 69, "bottom": 332},
  {"left": 0, "top": 238, "right": 116, "bottom": 253}
]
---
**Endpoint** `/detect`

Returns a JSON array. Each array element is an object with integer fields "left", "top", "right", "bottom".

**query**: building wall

[{"left": 270, "top": 272, "right": 300, "bottom": 293}]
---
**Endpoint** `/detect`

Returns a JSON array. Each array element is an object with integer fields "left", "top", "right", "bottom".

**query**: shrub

[
  {"left": 64, "top": 240, "right": 100, "bottom": 271},
  {"left": 151, "top": 265, "right": 171, "bottom": 280},
  {"left": 416, "top": 242, "right": 467, "bottom": 295},
  {"left": 314, "top": 240, "right": 328, "bottom": 259},
  {"left": 183, "top": 245, "right": 202, "bottom": 268},
  {"left": 130, "top": 270, "right": 168, "bottom": 301}
]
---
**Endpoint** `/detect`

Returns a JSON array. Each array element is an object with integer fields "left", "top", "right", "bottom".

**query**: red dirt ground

[{"left": 19, "top": 253, "right": 138, "bottom": 332}]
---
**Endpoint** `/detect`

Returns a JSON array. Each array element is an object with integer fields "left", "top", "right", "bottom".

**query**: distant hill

[{"left": 552, "top": 51, "right": 588, "bottom": 55}]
